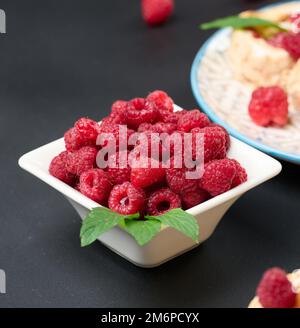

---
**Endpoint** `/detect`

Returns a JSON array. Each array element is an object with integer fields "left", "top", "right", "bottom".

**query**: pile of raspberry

[{"left": 49, "top": 90, "right": 247, "bottom": 217}]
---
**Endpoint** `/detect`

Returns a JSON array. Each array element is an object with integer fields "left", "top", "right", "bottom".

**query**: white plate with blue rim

[{"left": 191, "top": 1, "right": 300, "bottom": 164}]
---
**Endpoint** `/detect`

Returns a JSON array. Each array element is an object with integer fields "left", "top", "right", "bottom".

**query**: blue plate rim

[{"left": 190, "top": 1, "right": 300, "bottom": 164}]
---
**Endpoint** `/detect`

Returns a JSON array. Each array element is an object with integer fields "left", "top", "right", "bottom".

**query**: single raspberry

[
  {"left": 49, "top": 151, "right": 75, "bottom": 185},
  {"left": 257, "top": 267, "right": 296, "bottom": 308},
  {"left": 66, "top": 146, "right": 98, "bottom": 176},
  {"left": 141, "top": 0, "right": 174, "bottom": 26},
  {"left": 130, "top": 131, "right": 166, "bottom": 162},
  {"left": 101, "top": 111, "right": 127, "bottom": 126},
  {"left": 268, "top": 32, "right": 300, "bottom": 60},
  {"left": 191, "top": 126, "right": 227, "bottom": 163},
  {"left": 64, "top": 127, "right": 94, "bottom": 152},
  {"left": 126, "top": 98, "right": 158, "bottom": 129},
  {"left": 98, "top": 123, "right": 134, "bottom": 151},
  {"left": 108, "top": 182, "right": 145, "bottom": 215},
  {"left": 79, "top": 168, "right": 112, "bottom": 204},
  {"left": 130, "top": 157, "right": 166, "bottom": 188},
  {"left": 147, "top": 90, "right": 174, "bottom": 112},
  {"left": 248, "top": 86, "right": 289, "bottom": 127},
  {"left": 138, "top": 122, "right": 177, "bottom": 134},
  {"left": 106, "top": 151, "right": 131, "bottom": 185},
  {"left": 177, "top": 110, "right": 210, "bottom": 132},
  {"left": 147, "top": 188, "right": 181, "bottom": 216},
  {"left": 74, "top": 118, "right": 100, "bottom": 142},
  {"left": 209, "top": 123, "right": 231, "bottom": 150},
  {"left": 181, "top": 189, "right": 210, "bottom": 210},
  {"left": 166, "top": 158, "right": 200, "bottom": 194},
  {"left": 290, "top": 12, "right": 300, "bottom": 31},
  {"left": 111, "top": 100, "right": 128, "bottom": 114},
  {"left": 231, "top": 159, "right": 247, "bottom": 188},
  {"left": 199, "top": 159, "right": 237, "bottom": 196},
  {"left": 281, "top": 32, "right": 300, "bottom": 60},
  {"left": 159, "top": 110, "right": 187, "bottom": 124}
]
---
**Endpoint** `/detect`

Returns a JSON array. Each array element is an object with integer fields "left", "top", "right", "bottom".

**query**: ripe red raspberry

[
  {"left": 64, "top": 127, "right": 94, "bottom": 152},
  {"left": 49, "top": 151, "right": 75, "bottom": 185},
  {"left": 282, "top": 32, "right": 300, "bottom": 60},
  {"left": 178, "top": 110, "right": 210, "bottom": 132},
  {"left": 66, "top": 146, "right": 98, "bottom": 176},
  {"left": 101, "top": 112, "right": 127, "bottom": 126},
  {"left": 192, "top": 126, "right": 227, "bottom": 163},
  {"left": 257, "top": 267, "right": 296, "bottom": 308},
  {"left": 141, "top": 0, "right": 174, "bottom": 26},
  {"left": 138, "top": 122, "right": 177, "bottom": 134},
  {"left": 74, "top": 118, "right": 100, "bottom": 142},
  {"left": 181, "top": 189, "right": 210, "bottom": 210},
  {"left": 98, "top": 123, "right": 134, "bottom": 151},
  {"left": 126, "top": 98, "right": 158, "bottom": 129},
  {"left": 166, "top": 158, "right": 200, "bottom": 194},
  {"left": 147, "top": 188, "right": 181, "bottom": 216},
  {"left": 248, "top": 86, "right": 289, "bottom": 127},
  {"left": 209, "top": 123, "right": 231, "bottom": 150},
  {"left": 79, "top": 168, "right": 112, "bottom": 204},
  {"left": 147, "top": 90, "right": 174, "bottom": 112},
  {"left": 130, "top": 131, "right": 163, "bottom": 161},
  {"left": 159, "top": 110, "right": 188, "bottom": 124},
  {"left": 111, "top": 100, "right": 128, "bottom": 114},
  {"left": 108, "top": 182, "right": 145, "bottom": 215},
  {"left": 130, "top": 157, "right": 166, "bottom": 188},
  {"left": 106, "top": 151, "right": 131, "bottom": 185},
  {"left": 231, "top": 159, "right": 248, "bottom": 188},
  {"left": 199, "top": 159, "right": 237, "bottom": 196}
]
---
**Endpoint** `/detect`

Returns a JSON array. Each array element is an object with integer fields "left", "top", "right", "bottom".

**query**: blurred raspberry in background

[{"left": 141, "top": 0, "right": 174, "bottom": 26}]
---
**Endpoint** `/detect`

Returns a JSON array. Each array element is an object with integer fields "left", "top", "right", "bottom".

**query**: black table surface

[{"left": 0, "top": 0, "right": 299, "bottom": 308}]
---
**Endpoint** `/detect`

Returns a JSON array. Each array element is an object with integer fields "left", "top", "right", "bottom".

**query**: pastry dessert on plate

[
  {"left": 249, "top": 267, "right": 300, "bottom": 308},
  {"left": 228, "top": 2, "right": 300, "bottom": 110}
]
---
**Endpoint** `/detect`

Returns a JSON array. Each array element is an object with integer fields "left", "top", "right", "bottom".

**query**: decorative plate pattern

[{"left": 191, "top": 3, "right": 300, "bottom": 164}]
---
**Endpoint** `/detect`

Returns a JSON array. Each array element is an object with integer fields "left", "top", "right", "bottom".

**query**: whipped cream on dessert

[
  {"left": 227, "top": 3, "right": 300, "bottom": 110},
  {"left": 249, "top": 269, "right": 300, "bottom": 308}
]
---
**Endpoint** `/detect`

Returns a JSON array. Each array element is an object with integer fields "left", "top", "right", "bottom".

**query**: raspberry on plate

[
  {"left": 111, "top": 100, "right": 128, "bottom": 114},
  {"left": 138, "top": 122, "right": 177, "bottom": 134},
  {"left": 106, "top": 151, "right": 131, "bottom": 185},
  {"left": 147, "top": 188, "right": 181, "bottom": 216},
  {"left": 108, "top": 182, "right": 145, "bottom": 215},
  {"left": 199, "top": 159, "right": 237, "bottom": 196},
  {"left": 281, "top": 32, "right": 300, "bottom": 60},
  {"left": 130, "top": 157, "right": 166, "bottom": 188},
  {"left": 257, "top": 267, "right": 296, "bottom": 308},
  {"left": 147, "top": 90, "right": 174, "bottom": 112},
  {"left": 49, "top": 151, "right": 75, "bottom": 185},
  {"left": 248, "top": 86, "right": 289, "bottom": 127},
  {"left": 141, "top": 0, "right": 174, "bottom": 26},
  {"left": 66, "top": 146, "right": 98, "bottom": 176},
  {"left": 79, "top": 168, "right": 112, "bottom": 204},
  {"left": 180, "top": 189, "right": 210, "bottom": 210},
  {"left": 64, "top": 127, "right": 93, "bottom": 152},
  {"left": 177, "top": 109, "right": 210, "bottom": 132},
  {"left": 126, "top": 98, "right": 158, "bottom": 129}
]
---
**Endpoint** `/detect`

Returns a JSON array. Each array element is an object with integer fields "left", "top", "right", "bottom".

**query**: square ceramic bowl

[{"left": 18, "top": 105, "right": 282, "bottom": 268}]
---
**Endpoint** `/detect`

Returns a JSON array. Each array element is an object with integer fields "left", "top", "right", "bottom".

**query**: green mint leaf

[
  {"left": 124, "top": 219, "right": 161, "bottom": 246},
  {"left": 80, "top": 207, "right": 125, "bottom": 247},
  {"left": 146, "top": 208, "right": 199, "bottom": 243},
  {"left": 200, "top": 15, "right": 286, "bottom": 31}
]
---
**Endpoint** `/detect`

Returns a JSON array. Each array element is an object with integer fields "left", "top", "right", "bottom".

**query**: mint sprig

[
  {"left": 80, "top": 207, "right": 200, "bottom": 247},
  {"left": 200, "top": 15, "right": 287, "bottom": 31},
  {"left": 146, "top": 208, "right": 199, "bottom": 243}
]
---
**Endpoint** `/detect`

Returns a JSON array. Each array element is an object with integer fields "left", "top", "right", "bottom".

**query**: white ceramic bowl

[{"left": 18, "top": 106, "right": 282, "bottom": 268}]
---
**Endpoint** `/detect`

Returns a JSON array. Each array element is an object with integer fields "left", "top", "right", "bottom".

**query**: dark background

[{"left": 0, "top": 0, "right": 299, "bottom": 308}]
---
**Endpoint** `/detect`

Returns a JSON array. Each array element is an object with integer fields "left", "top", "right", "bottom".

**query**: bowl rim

[{"left": 190, "top": 0, "right": 300, "bottom": 165}]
